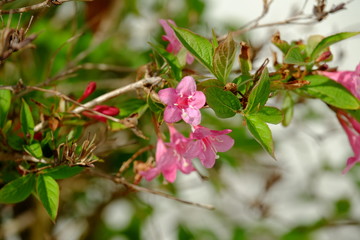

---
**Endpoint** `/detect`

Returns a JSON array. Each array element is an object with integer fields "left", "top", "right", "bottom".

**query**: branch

[
  {"left": 217, "top": 0, "right": 350, "bottom": 41},
  {"left": 91, "top": 170, "right": 215, "bottom": 210},
  {"left": 72, "top": 76, "right": 163, "bottom": 114},
  {"left": 0, "top": 0, "right": 59, "bottom": 14}
]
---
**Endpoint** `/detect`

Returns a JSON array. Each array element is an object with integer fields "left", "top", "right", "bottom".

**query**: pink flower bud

[
  {"left": 78, "top": 82, "right": 97, "bottom": 102},
  {"left": 82, "top": 105, "right": 119, "bottom": 122}
]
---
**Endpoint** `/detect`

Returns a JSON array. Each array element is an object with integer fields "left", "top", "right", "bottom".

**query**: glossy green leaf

[
  {"left": 253, "top": 106, "right": 283, "bottom": 124},
  {"left": 306, "top": 35, "right": 324, "bottom": 56},
  {"left": 303, "top": 75, "right": 360, "bottom": 109},
  {"left": 284, "top": 46, "right": 306, "bottom": 65},
  {"left": 282, "top": 93, "right": 294, "bottom": 126},
  {"left": 172, "top": 26, "right": 213, "bottom": 71},
  {"left": 213, "top": 33, "right": 237, "bottom": 83},
  {"left": 0, "top": 174, "right": 36, "bottom": 204},
  {"left": 37, "top": 175, "right": 59, "bottom": 221},
  {"left": 197, "top": 79, "right": 225, "bottom": 91},
  {"left": 245, "top": 68, "right": 270, "bottom": 114},
  {"left": 0, "top": 89, "right": 12, "bottom": 128},
  {"left": 150, "top": 43, "right": 182, "bottom": 81},
  {"left": 205, "top": 87, "right": 241, "bottom": 118},
  {"left": 43, "top": 165, "right": 84, "bottom": 180},
  {"left": 20, "top": 99, "right": 35, "bottom": 142},
  {"left": 245, "top": 115, "right": 275, "bottom": 158},
  {"left": 147, "top": 95, "right": 164, "bottom": 113},
  {"left": 310, "top": 32, "right": 360, "bottom": 60},
  {"left": 24, "top": 142, "right": 43, "bottom": 159}
]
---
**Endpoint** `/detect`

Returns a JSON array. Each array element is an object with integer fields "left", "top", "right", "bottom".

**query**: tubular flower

[
  {"left": 159, "top": 19, "right": 194, "bottom": 64},
  {"left": 185, "top": 125, "right": 234, "bottom": 168},
  {"left": 338, "top": 111, "right": 360, "bottom": 173},
  {"left": 158, "top": 76, "right": 206, "bottom": 126},
  {"left": 141, "top": 125, "right": 195, "bottom": 182},
  {"left": 82, "top": 105, "right": 119, "bottom": 122},
  {"left": 320, "top": 63, "right": 360, "bottom": 99},
  {"left": 78, "top": 81, "right": 97, "bottom": 102}
]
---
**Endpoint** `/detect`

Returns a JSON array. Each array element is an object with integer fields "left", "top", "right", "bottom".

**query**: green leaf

[
  {"left": 24, "top": 142, "right": 43, "bottom": 159},
  {"left": 117, "top": 99, "right": 146, "bottom": 118},
  {"left": 197, "top": 79, "right": 225, "bottom": 91},
  {"left": 245, "top": 68, "right": 270, "bottom": 114},
  {"left": 172, "top": 26, "right": 213, "bottom": 71},
  {"left": 213, "top": 33, "right": 237, "bottom": 83},
  {"left": 271, "top": 32, "right": 291, "bottom": 54},
  {"left": 205, "top": 87, "right": 241, "bottom": 118},
  {"left": 306, "top": 35, "right": 324, "bottom": 56},
  {"left": 0, "top": 89, "right": 12, "bottom": 128},
  {"left": 147, "top": 95, "right": 164, "bottom": 113},
  {"left": 282, "top": 93, "right": 294, "bottom": 126},
  {"left": 253, "top": 106, "right": 283, "bottom": 124},
  {"left": 0, "top": 174, "right": 36, "bottom": 204},
  {"left": 20, "top": 99, "right": 35, "bottom": 142},
  {"left": 310, "top": 32, "right": 360, "bottom": 60},
  {"left": 150, "top": 43, "right": 182, "bottom": 81},
  {"left": 284, "top": 46, "right": 306, "bottom": 65},
  {"left": 43, "top": 165, "right": 84, "bottom": 180},
  {"left": 37, "top": 175, "right": 59, "bottom": 221},
  {"left": 303, "top": 75, "right": 360, "bottom": 110},
  {"left": 245, "top": 115, "right": 275, "bottom": 158}
]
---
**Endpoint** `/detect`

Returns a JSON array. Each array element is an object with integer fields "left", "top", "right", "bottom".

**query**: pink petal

[
  {"left": 162, "top": 164, "right": 177, "bottom": 182},
  {"left": 200, "top": 140, "right": 217, "bottom": 168},
  {"left": 211, "top": 135, "right": 235, "bottom": 152},
  {"left": 158, "top": 88, "right": 177, "bottom": 105},
  {"left": 141, "top": 168, "right": 161, "bottom": 181},
  {"left": 176, "top": 76, "right": 197, "bottom": 97},
  {"left": 182, "top": 108, "right": 201, "bottom": 126},
  {"left": 191, "top": 91, "right": 206, "bottom": 109},
  {"left": 342, "top": 156, "right": 360, "bottom": 174},
  {"left": 183, "top": 140, "right": 201, "bottom": 159},
  {"left": 159, "top": 19, "right": 182, "bottom": 54},
  {"left": 177, "top": 157, "right": 194, "bottom": 174},
  {"left": 164, "top": 106, "right": 182, "bottom": 123},
  {"left": 156, "top": 139, "right": 167, "bottom": 162}
]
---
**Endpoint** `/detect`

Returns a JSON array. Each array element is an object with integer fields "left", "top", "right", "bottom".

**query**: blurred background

[{"left": 1, "top": 0, "right": 360, "bottom": 239}]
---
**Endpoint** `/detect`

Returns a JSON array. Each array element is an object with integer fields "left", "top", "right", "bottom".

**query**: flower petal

[
  {"left": 186, "top": 53, "right": 195, "bottom": 65},
  {"left": 176, "top": 76, "right": 196, "bottom": 97},
  {"left": 158, "top": 88, "right": 177, "bottom": 105},
  {"left": 191, "top": 91, "right": 206, "bottom": 109},
  {"left": 140, "top": 168, "right": 161, "bottom": 181},
  {"left": 211, "top": 135, "right": 235, "bottom": 152},
  {"left": 182, "top": 108, "right": 201, "bottom": 126},
  {"left": 200, "top": 140, "right": 217, "bottom": 168},
  {"left": 164, "top": 106, "right": 182, "bottom": 123},
  {"left": 162, "top": 164, "right": 177, "bottom": 182}
]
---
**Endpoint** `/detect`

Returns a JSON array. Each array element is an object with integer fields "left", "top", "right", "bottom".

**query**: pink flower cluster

[
  {"left": 321, "top": 63, "right": 360, "bottom": 172},
  {"left": 141, "top": 124, "right": 234, "bottom": 182},
  {"left": 78, "top": 82, "right": 119, "bottom": 122},
  {"left": 159, "top": 19, "right": 194, "bottom": 65},
  {"left": 141, "top": 76, "right": 234, "bottom": 182}
]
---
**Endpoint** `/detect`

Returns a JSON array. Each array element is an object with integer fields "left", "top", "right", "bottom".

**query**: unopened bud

[
  {"left": 316, "top": 51, "right": 332, "bottom": 62},
  {"left": 78, "top": 82, "right": 97, "bottom": 102}
]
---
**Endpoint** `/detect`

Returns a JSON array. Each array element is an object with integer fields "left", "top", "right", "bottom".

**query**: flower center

[{"left": 176, "top": 96, "right": 191, "bottom": 109}]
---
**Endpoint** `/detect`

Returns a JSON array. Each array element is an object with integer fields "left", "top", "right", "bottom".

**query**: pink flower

[
  {"left": 78, "top": 81, "right": 97, "bottom": 102},
  {"left": 82, "top": 105, "right": 119, "bottom": 122},
  {"left": 158, "top": 76, "right": 206, "bottom": 126},
  {"left": 320, "top": 63, "right": 360, "bottom": 99},
  {"left": 141, "top": 125, "right": 195, "bottom": 182},
  {"left": 185, "top": 126, "right": 234, "bottom": 168},
  {"left": 337, "top": 111, "right": 360, "bottom": 173},
  {"left": 159, "top": 19, "right": 194, "bottom": 65}
]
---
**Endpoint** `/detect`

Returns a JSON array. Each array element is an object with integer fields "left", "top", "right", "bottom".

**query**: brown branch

[
  {"left": 0, "top": 0, "right": 60, "bottom": 14},
  {"left": 29, "top": 86, "right": 130, "bottom": 132},
  {"left": 91, "top": 170, "right": 215, "bottom": 210},
  {"left": 72, "top": 76, "right": 162, "bottom": 114},
  {"left": 218, "top": 0, "right": 350, "bottom": 41},
  {"left": 116, "top": 145, "right": 154, "bottom": 177}
]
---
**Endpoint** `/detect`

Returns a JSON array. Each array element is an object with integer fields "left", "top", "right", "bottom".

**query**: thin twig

[
  {"left": 72, "top": 76, "right": 162, "bottom": 114},
  {"left": 91, "top": 170, "right": 215, "bottom": 210},
  {"left": 29, "top": 86, "right": 129, "bottom": 132},
  {"left": 0, "top": 0, "right": 58, "bottom": 14},
  {"left": 116, "top": 145, "right": 154, "bottom": 177}
]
